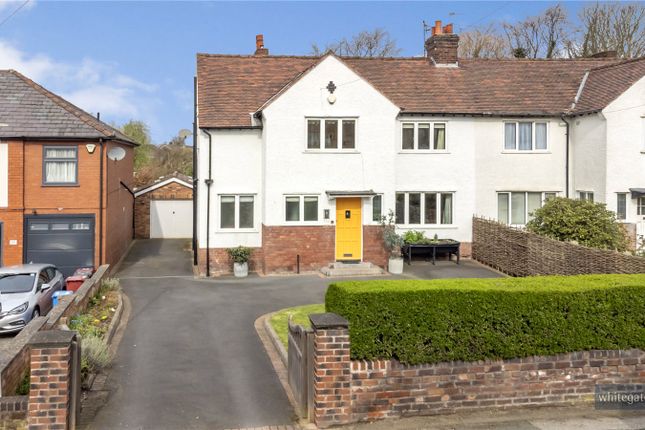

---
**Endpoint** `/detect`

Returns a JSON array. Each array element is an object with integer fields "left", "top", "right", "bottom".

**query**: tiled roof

[
  {"left": 196, "top": 53, "right": 629, "bottom": 128},
  {"left": 133, "top": 171, "right": 193, "bottom": 194},
  {"left": 0, "top": 70, "right": 136, "bottom": 144},
  {"left": 572, "top": 57, "right": 645, "bottom": 114}
]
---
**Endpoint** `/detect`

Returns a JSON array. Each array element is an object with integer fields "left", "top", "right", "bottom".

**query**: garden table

[{"left": 402, "top": 242, "right": 460, "bottom": 265}]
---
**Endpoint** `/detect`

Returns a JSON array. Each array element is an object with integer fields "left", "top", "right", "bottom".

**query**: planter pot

[
  {"left": 388, "top": 257, "right": 404, "bottom": 274},
  {"left": 233, "top": 262, "right": 249, "bottom": 277}
]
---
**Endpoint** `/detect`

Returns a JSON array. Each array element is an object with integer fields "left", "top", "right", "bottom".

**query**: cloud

[{"left": 0, "top": 38, "right": 160, "bottom": 128}]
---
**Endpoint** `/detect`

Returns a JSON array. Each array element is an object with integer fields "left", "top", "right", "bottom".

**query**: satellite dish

[
  {"left": 178, "top": 129, "right": 192, "bottom": 139},
  {"left": 107, "top": 146, "right": 126, "bottom": 161}
]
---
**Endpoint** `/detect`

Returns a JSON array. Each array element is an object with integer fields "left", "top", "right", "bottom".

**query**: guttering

[
  {"left": 1, "top": 135, "right": 138, "bottom": 146},
  {"left": 398, "top": 111, "right": 561, "bottom": 118},
  {"left": 200, "top": 128, "right": 214, "bottom": 277},
  {"left": 193, "top": 76, "right": 198, "bottom": 266},
  {"left": 560, "top": 114, "right": 570, "bottom": 198}
]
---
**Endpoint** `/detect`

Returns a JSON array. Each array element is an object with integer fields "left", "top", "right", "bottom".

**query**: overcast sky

[{"left": 0, "top": 1, "right": 591, "bottom": 144}]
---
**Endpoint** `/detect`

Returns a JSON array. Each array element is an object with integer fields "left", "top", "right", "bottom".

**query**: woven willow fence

[{"left": 472, "top": 217, "right": 645, "bottom": 276}]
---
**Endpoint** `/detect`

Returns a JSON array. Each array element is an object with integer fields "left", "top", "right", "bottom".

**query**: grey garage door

[{"left": 24, "top": 215, "right": 95, "bottom": 277}]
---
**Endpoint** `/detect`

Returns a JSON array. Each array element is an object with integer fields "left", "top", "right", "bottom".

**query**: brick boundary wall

[
  {"left": 472, "top": 217, "right": 645, "bottom": 276},
  {"left": 0, "top": 395, "right": 28, "bottom": 421},
  {"left": 308, "top": 313, "right": 645, "bottom": 427}
]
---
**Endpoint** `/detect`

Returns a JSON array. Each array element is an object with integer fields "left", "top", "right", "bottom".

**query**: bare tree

[
  {"left": 504, "top": 4, "right": 569, "bottom": 58},
  {"left": 569, "top": 3, "right": 645, "bottom": 58},
  {"left": 311, "top": 28, "right": 401, "bottom": 57},
  {"left": 458, "top": 24, "right": 509, "bottom": 58}
]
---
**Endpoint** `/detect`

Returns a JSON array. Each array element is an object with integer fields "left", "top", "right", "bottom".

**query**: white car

[{"left": 0, "top": 264, "right": 65, "bottom": 333}]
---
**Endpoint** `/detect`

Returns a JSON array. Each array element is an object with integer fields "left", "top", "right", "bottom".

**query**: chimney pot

[
  {"left": 443, "top": 24, "right": 453, "bottom": 34},
  {"left": 435, "top": 20, "right": 442, "bottom": 34},
  {"left": 254, "top": 34, "right": 269, "bottom": 56}
]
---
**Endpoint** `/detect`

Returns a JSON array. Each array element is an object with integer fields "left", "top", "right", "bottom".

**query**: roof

[
  {"left": 571, "top": 57, "right": 645, "bottom": 115},
  {"left": 0, "top": 70, "right": 136, "bottom": 144},
  {"left": 196, "top": 53, "right": 629, "bottom": 128},
  {"left": 134, "top": 172, "right": 193, "bottom": 197}
]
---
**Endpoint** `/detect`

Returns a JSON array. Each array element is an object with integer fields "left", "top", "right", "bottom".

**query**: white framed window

[
  {"left": 395, "top": 192, "right": 454, "bottom": 225},
  {"left": 219, "top": 195, "right": 255, "bottom": 229},
  {"left": 578, "top": 191, "right": 594, "bottom": 202},
  {"left": 617, "top": 193, "right": 627, "bottom": 220},
  {"left": 503, "top": 121, "right": 548, "bottom": 151},
  {"left": 43, "top": 146, "right": 78, "bottom": 185},
  {"left": 497, "top": 191, "right": 556, "bottom": 225},
  {"left": 400, "top": 122, "right": 447, "bottom": 151},
  {"left": 285, "top": 195, "right": 319, "bottom": 222},
  {"left": 372, "top": 195, "right": 382, "bottom": 222},
  {"left": 306, "top": 118, "right": 356, "bottom": 150},
  {"left": 638, "top": 197, "right": 645, "bottom": 216}
]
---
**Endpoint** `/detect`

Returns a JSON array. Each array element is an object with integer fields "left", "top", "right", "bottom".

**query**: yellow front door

[{"left": 335, "top": 198, "right": 362, "bottom": 261}]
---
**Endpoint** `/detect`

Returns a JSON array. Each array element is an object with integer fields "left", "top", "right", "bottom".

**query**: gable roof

[
  {"left": 571, "top": 57, "right": 645, "bottom": 115},
  {"left": 196, "top": 53, "right": 631, "bottom": 128},
  {"left": 134, "top": 172, "right": 193, "bottom": 197},
  {"left": 0, "top": 70, "right": 136, "bottom": 144}
]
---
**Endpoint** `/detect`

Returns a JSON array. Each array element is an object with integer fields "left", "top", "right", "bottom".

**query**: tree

[
  {"left": 311, "top": 28, "right": 401, "bottom": 57},
  {"left": 526, "top": 197, "right": 628, "bottom": 251},
  {"left": 156, "top": 134, "right": 192, "bottom": 177},
  {"left": 121, "top": 120, "right": 154, "bottom": 170},
  {"left": 569, "top": 3, "right": 645, "bottom": 58},
  {"left": 503, "top": 4, "right": 569, "bottom": 59},
  {"left": 458, "top": 25, "right": 509, "bottom": 58}
]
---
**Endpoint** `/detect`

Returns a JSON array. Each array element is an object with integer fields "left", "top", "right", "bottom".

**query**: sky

[{"left": 0, "top": 0, "right": 593, "bottom": 145}]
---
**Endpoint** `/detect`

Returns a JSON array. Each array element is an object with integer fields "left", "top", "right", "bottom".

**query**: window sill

[
  {"left": 215, "top": 229, "right": 259, "bottom": 234},
  {"left": 283, "top": 222, "right": 325, "bottom": 226},
  {"left": 42, "top": 183, "right": 80, "bottom": 187},
  {"left": 398, "top": 150, "right": 450, "bottom": 154},
  {"left": 397, "top": 224, "right": 458, "bottom": 229},
  {"left": 501, "top": 150, "right": 551, "bottom": 154},
  {"left": 303, "top": 149, "right": 360, "bottom": 154}
]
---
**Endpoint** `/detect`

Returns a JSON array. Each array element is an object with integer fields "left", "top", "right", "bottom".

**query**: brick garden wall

[
  {"left": 472, "top": 217, "right": 645, "bottom": 276},
  {"left": 197, "top": 247, "right": 264, "bottom": 276},
  {"left": 262, "top": 225, "right": 336, "bottom": 273},
  {"left": 134, "top": 181, "right": 193, "bottom": 239}
]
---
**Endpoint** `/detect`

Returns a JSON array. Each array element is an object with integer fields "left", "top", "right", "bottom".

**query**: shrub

[
  {"left": 325, "top": 275, "right": 645, "bottom": 365},
  {"left": 380, "top": 210, "right": 403, "bottom": 258},
  {"left": 526, "top": 197, "right": 628, "bottom": 251},
  {"left": 403, "top": 230, "right": 425, "bottom": 244},
  {"left": 80, "top": 335, "right": 112, "bottom": 381},
  {"left": 227, "top": 246, "right": 252, "bottom": 264}
]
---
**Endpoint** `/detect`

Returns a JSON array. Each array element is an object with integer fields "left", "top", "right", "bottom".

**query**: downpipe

[{"left": 201, "top": 129, "right": 214, "bottom": 277}]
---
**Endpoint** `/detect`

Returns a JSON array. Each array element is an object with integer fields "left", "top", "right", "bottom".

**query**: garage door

[
  {"left": 25, "top": 215, "right": 94, "bottom": 277},
  {"left": 150, "top": 200, "right": 193, "bottom": 238}
]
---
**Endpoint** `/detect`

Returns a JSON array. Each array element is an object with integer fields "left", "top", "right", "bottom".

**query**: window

[
  {"left": 617, "top": 193, "right": 627, "bottom": 220},
  {"left": 503, "top": 122, "right": 548, "bottom": 151},
  {"left": 43, "top": 146, "right": 77, "bottom": 184},
  {"left": 579, "top": 191, "right": 594, "bottom": 202},
  {"left": 220, "top": 195, "right": 255, "bottom": 229},
  {"left": 497, "top": 192, "right": 555, "bottom": 225},
  {"left": 638, "top": 197, "right": 645, "bottom": 216},
  {"left": 400, "top": 122, "right": 447, "bottom": 151},
  {"left": 285, "top": 195, "right": 319, "bottom": 222},
  {"left": 395, "top": 192, "right": 454, "bottom": 225},
  {"left": 372, "top": 195, "right": 382, "bottom": 222},
  {"left": 306, "top": 118, "right": 356, "bottom": 150}
]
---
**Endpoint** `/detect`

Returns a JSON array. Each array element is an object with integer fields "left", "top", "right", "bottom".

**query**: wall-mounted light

[{"left": 86, "top": 143, "right": 97, "bottom": 154}]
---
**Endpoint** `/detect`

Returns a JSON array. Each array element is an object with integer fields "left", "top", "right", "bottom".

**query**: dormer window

[{"left": 306, "top": 118, "right": 356, "bottom": 150}]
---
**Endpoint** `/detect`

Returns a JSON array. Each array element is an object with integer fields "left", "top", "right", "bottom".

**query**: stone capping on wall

[
  {"left": 0, "top": 265, "right": 110, "bottom": 398},
  {"left": 308, "top": 312, "right": 645, "bottom": 427}
]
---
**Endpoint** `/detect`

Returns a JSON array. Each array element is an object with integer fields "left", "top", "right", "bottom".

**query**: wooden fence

[
  {"left": 287, "top": 320, "right": 313, "bottom": 420},
  {"left": 472, "top": 217, "right": 645, "bottom": 276}
]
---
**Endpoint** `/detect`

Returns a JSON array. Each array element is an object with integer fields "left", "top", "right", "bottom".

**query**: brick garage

[
  {"left": 134, "top": 174, "right": 193, "bottom": 239},
  {"left": 309, "top": 314, "right": 645, "bottom": 427}
]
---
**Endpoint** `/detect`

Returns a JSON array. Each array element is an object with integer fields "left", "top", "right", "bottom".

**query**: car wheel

[{"left": 32, "top": 308, "right": 40, "bottom": 319}]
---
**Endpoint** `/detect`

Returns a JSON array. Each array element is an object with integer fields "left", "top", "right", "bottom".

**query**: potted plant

[
  {"left": 381, "top": 210, "right": 404, "bottom": 274},
  {"left": 227, "top": 246, "right": 252, "bottom": 277}
]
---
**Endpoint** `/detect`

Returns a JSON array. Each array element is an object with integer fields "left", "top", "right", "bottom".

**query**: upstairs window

[
  {"left": 401, "top": 122, "right": 447, "bottom": 151},
  {"left": 307, "top": 118, "right": 356, "bottom": 150},
  {"left": 504, "top": 122, "right": 547, "bottom": 151},
  {"left": 43, "top": 146, "right": 77, "bottom": 184}
]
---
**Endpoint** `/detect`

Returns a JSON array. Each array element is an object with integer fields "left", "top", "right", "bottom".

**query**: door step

[{"left": 320, "top": 262, "right": 385, "bottom": 277}]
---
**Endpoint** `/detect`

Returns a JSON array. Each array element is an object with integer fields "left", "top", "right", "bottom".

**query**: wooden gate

[{"left": 287, "top": 319, "right": 313, "bottom": 420}]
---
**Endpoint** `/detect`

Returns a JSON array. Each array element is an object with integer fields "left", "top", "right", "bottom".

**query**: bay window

[
  {"left": 497, "top": 192, "right": 556, "bottom": 225},
  {"left": 395, "top": 192, "right": 454, "bottom": 225},
  {"left": 400, "top": 122, "right": 447, "bottom": 151},
  {"left": 220, "top": 195, "right": 255, "bottom": 229},
  {"left": 307, "top": 118, "right": 356, "bottom": 150},
  {"left": 504, "top": 121, "right": 548, "bottom": 151}
]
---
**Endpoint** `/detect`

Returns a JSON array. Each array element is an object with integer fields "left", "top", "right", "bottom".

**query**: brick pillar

[
  {"left": 28, "top": 330, "right": 79, "bottom": 430},
  {"left": 309, "top": 313, "right": 351, "bottom": 427}
]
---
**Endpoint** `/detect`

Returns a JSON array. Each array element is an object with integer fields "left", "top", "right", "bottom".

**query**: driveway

[{"left": 89, "top": 240, "right": 500, "bottom": 430}]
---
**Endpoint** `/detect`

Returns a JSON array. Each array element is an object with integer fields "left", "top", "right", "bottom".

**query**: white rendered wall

[
  {"left": 604, "top": 75, "right": 645, "bottom": 223},
  {"left": 0, "top": 143, "right": 7, "bottom": 207},
  {"left": 570, "top": 114, "right": 607, "bottom": 203}
]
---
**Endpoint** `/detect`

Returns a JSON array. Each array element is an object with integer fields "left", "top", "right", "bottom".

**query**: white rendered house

[{"left": 193, "top": 25, "right": 645, "bottom": 276}]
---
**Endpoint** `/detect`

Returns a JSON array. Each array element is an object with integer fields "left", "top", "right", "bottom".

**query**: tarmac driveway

[{"left": 89, "top": 239, "right": 500, "bottom": 430}]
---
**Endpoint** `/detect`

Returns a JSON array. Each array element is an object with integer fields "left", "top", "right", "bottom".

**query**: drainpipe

[
  {"left": 560, "top": 115, "right": 570, "bottom": 198},
  {"left": 192, "top": 76, "right": 198, "bottom": 266},
  {"left": 98, "top": 138, "right": 105, "bottom": 265},
  {"left": 201, "top": 128, "right": 213, "bottom": 277}
]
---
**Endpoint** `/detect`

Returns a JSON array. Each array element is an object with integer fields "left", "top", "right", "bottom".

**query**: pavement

[{"left": 86, "top": 240, "right": 501, "bottom": 430}]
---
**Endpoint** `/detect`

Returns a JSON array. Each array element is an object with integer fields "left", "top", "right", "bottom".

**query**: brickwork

[
  {"left": 262, "top": 225, "right": 335, "bottom": 273},
  {"left": 134, "top": 180, "right": 192, "bottom": 239},
  {"left": 425, "top": 34, "right": 460, "bottom": 65},
  {"left": 362, "top": 225, "right": 388, "bottom": 269},
  {"left": 0, "top": 396, "right": 28, "bottom": 421},
  {"left": 197, "top": 247, "right": 263, "bottom": 276}
]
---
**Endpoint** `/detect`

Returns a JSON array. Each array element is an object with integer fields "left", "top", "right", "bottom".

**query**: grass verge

[{"left": 269, "top": 304, "right": 324, "bottom": 348}]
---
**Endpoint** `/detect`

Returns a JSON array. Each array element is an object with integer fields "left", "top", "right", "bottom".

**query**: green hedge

[{"left": 325, "top": 275, "right": 645, "bottom": 365}]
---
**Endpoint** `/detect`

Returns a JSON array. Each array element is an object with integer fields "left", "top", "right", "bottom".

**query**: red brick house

[
  {"left": 134, "top": 173, "right": 193, "bottom": 239},
  {"left": 0, "top": 70, "right": 137, "bottom": 275}
]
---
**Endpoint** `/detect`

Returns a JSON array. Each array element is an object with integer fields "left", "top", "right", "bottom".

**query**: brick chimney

[
  {"left": 255, "top": 34, "right": 269, "bottom": 56},
  {"left": 425, "top": 20, "right": 459, "bottom": 67}
]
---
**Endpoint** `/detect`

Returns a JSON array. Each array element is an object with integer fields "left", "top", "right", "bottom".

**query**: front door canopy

[{"left": 326, "top": 190, "right": 375, "bottom": 199}]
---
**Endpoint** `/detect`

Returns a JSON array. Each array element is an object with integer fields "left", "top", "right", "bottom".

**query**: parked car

[{"left": 0, "top": 264, "right": 65, "bottom": 333}]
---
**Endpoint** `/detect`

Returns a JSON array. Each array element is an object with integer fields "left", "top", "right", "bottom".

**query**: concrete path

[{"left": 88, "top": 240, "right": 501, "bottom": 430}]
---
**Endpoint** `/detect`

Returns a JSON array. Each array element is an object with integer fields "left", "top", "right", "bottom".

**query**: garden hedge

[{"left": 325, "top": 275, "right": 645, "bottom": 365}]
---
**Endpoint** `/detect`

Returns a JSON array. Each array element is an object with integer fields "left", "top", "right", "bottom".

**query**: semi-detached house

[{"left": 194, "top": 24, "right": 645, "bottom": 276}]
